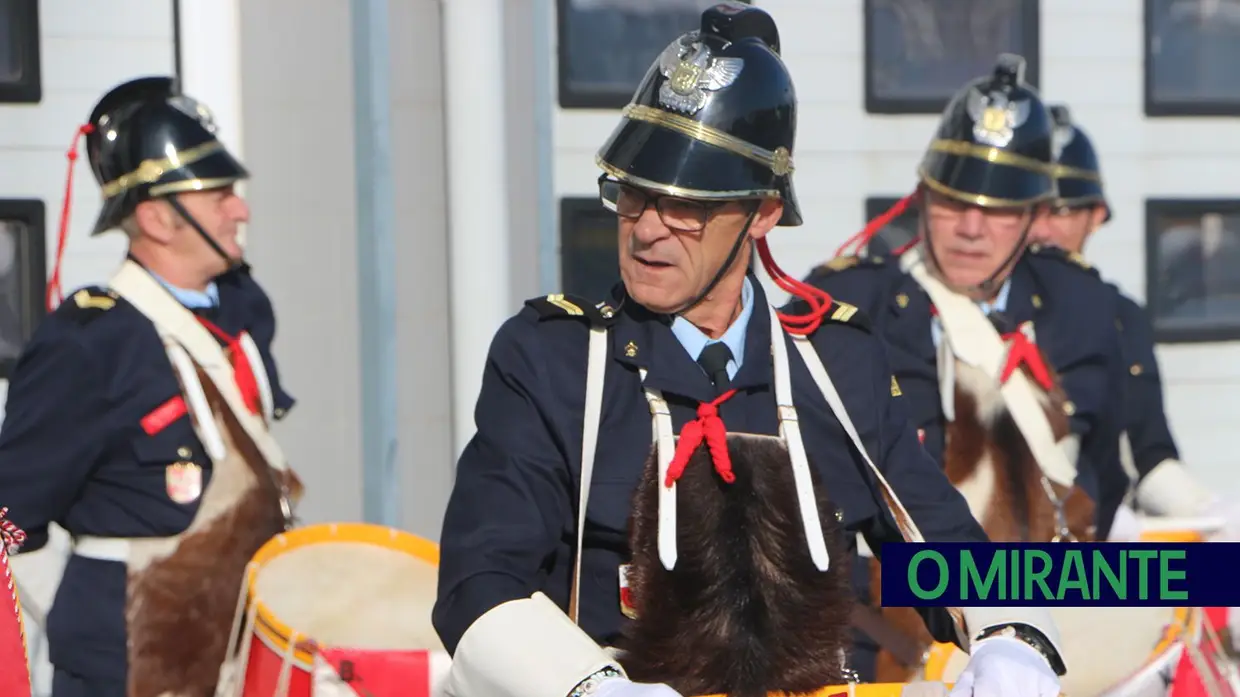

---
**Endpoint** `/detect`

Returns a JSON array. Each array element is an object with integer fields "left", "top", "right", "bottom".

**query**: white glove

[
  {"left": 593, "top": 677, "right": 684, "bottom": 697},
  {"left": 948, "top": 636, "right": 1060, "bottom": 697}
]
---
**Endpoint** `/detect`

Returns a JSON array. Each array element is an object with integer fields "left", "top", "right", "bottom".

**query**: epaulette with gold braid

[
  {"left": 823, "top": 299, "right": 871, "bottom": 331},
  {"left": 525, "top": 293, "right": 618, "bottom": 328},
  {"left": 59, "top": 287, "right": 118, "bottom": 326},
  {"left": 1026, "top": 243, "right": 1099, "bottom": 277},
  {"left": 810, "top": 254, "right": 885, "bottom": 276}
]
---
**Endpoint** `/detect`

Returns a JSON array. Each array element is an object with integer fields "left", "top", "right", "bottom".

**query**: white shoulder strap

[
  {"left": 108, "top": 260, "right": 287, "bottom": 472},
  {"left": 568, "top": 325, "right": 609, "bottom": 625},
  {"left": 789, "top": 332, "right": 967, "bottom": 643},
  {"left": 901, "top": 247, "right": 1075, "bottom": 488},
  {"left": 789, "top": 337, "right": 925, "bottom": 544}
]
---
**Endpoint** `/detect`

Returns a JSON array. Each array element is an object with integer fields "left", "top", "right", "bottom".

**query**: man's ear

[
  {"left": 133, "top": 200, "right": 177, "bottom": 244},
  {"left": 747, "top": 198, "right": 784, "bottom": 241}
]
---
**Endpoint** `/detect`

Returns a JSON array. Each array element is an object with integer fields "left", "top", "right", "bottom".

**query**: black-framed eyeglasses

[{"left": 598, "top": 175, "right": 731, "bottom": 233}]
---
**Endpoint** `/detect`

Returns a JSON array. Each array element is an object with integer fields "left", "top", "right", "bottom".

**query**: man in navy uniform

[
  {"left": 1030, "top": 104, "right": 1221, "bottom": 536},
  {"left": 0, "top": 76, "right": 297, "bottom": 697},
  {"left": 800, "top": 57, "right": 1127, "bottom": 682},
  {"left": 434, "top": 6, "right": 1067, "bottom": 697},
  {"left": 1031, "top": 105, "right": 1240, "bottom": 647}
]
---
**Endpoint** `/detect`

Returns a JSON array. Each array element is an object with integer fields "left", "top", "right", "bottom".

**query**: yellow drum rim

[
  {"left": 245, "top": 522, "right": 440, "bottom": 666},
  {"left": 1140, "top": 530, "right": 1205, "bottom": 543}
]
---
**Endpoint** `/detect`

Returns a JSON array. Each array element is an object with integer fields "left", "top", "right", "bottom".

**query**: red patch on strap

[{"left": 141, "top": 396, "right": 188, "bottom": 435}]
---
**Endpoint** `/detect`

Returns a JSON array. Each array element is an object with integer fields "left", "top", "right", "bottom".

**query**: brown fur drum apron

[
  {"left": 617, "top": 433, "right": 853, "bottom": 697},
  {"left": 125, "top": 365, "right": 299, "bottom": 697}
]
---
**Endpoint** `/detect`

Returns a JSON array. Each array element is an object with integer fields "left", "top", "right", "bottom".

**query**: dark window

[
  {"left": 1145, "top": 199, "right": 1240, "bottom": 343},
  {"left": 556, "top": 0, "right": 749, "bottom": 110},
  {"left": 0, "top": 0, "right": 41, "bottom": 103},
  {"left": 0, "top": 200, "right": 47, "bottom": 378},
  {"left": 864, "top": 0, "right": 1039, "bottom": 115},
  {"left": 862, "top": 197, "right": 921, "bottom": 257},
  {"left": 559, "top": 197, "right": 619, "bottom": 300},
  {"left": 1144, "top": 0, "right": 1240, "bottom": 116}
]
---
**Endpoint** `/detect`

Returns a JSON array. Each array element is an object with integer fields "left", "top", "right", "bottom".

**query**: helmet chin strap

[
  {"left": 166, "top": 194, "right": 245, "bottom": 271},
  {"left": 918, "top": 198, "right": 1034, "bottom": 299},
  {"left": 664, "top": 207, "right": 759, "bottom": 320}
]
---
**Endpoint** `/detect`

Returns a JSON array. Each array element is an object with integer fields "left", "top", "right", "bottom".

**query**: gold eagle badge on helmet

[
  {"left": 966, "top": 88, "right": 1030, "bottom": 149},
  {"left": 656, "top": 33, "right": 744, "bottom": 115}
]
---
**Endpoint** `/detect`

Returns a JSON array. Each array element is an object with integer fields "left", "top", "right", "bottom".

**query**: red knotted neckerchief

[
  {"left": 195, "top": 316, "right": 263, "bottom": 416},
  {"left": 663, "top": 233, "right": 841, "bottom": 488},
  {"left": 664, "top": 388, "right": 739, "bottom": 487},
  {"left": 929, "top": 304, "right": 1053, "bottom": 390}
]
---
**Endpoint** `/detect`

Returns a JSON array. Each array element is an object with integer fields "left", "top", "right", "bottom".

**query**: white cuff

[
  {"left": 1135, "top": 459, "right": 1214, "bottom": 517},
  {"left": 443, "top": 592, "right": 622, "bottom": 697},
  {"left": 961, "top": 606, "right": 1064, "bottom": 665}
]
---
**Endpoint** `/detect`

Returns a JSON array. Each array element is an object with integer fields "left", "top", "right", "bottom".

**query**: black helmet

[
  {"left": 918, "top": 54, "right": 1056, "bottom": 209},
  {"left": 1047, "top": 104, "right": 1112, "bottom": 223},
  {"left": 85, "top": 76, "right": 249, "bottom": 236},
  {"left": 595, "top": 2, "right": 801, "bottom": 226}
]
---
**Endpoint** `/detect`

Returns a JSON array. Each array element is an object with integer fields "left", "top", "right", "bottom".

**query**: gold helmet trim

[
  {"left": 100, "top": 139, "right": 225, "bottom": 198},
  {"left": 621, "top": 104, "right": 794, "bottom": 177}
]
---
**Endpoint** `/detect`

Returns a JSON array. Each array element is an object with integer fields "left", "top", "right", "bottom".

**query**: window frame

[
  {"left": 0, "top": 199, "right": 47, "bottom": 379},
  {"left": 558, "top": 195, "right": 619, "bottom": 299},
  {"left": 1142, "top": 0, "right": 1240, "bottom": 117},
  {"left": 1144, "top": 197, "right": 1240, "bottom": 344},
  {"left": 862, "top": 0, "right": 1041, "bottom": 115},
  {"left": 555, "top": 0, "right": 750, "bottom": 110},
  {"left": 0, "top": 0, "right": 42, "bottom": 104}
]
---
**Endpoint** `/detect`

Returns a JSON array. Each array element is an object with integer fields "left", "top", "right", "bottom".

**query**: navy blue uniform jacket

[
  {"left": 433, "top": 277, "right": 988, "bottom": 656},
  {"left": 800, "top": 245, "right": 1128, "bottom": 539},
  {"left": 1111, "top": 286, "right": 1180, "bottom": 482},
  {"left": 0, "top": 264, "right": 294, "bottom": 681}
]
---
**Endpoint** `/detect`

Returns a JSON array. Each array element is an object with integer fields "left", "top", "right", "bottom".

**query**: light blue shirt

[
  {"left": 150, "top": 271, "right": 219, "bottom": 309},
  {"left": 670, "top": 276, "right": 754, "bottom": 380},
  {"left": 930, "top": 277, "right": 1012, "bottom": 348}
]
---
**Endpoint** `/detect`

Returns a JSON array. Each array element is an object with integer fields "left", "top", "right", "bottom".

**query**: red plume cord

[
  {"left": 46, "top": 123, "right": 96, "bottom": 312},
  {"left": 832, "top": 191, "right": 923, "bottom": 261}
]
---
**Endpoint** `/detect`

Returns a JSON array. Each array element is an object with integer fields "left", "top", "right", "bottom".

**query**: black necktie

[{"left": 698, "top": 342, "right": 734, "bottom": 394}]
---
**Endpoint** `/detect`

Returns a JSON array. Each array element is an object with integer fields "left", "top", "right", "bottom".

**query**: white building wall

[{"left": 551, "top": 0, "right": 1240, "bottom": 499}]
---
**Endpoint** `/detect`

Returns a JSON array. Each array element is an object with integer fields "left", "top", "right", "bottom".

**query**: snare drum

[
  {"left": 0, "top": 540, "right": 31, "bottom": 697},
  {"left": 219, "top": 522, "right": 450, "bottom": 697},
  {"left": 925, "top": 607, "right": 1200, "bottom": 696}
]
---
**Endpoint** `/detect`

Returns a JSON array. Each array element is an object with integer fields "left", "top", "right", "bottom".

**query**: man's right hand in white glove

[{"left": 592, "top": 677, "right": 684, "bottom": 697}]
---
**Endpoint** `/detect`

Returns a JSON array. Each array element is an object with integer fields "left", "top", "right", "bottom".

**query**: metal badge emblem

[
  {"left": 166, "top": 461, "right": 203, "bottom": 504},
  {"left": 656, "top": 33, "right": 744, "bottom": 115},
  {"left": 966, "top": 88, "right": 1030, "bottom": 149},
  {"left": 618, "top": 564, "right": 637, "bottom": 619}
]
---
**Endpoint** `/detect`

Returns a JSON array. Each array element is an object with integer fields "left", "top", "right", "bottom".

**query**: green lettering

[
  {"left": 909, "top": 550, "right": 949, "bottom": 599},
  {"left": 1092, "top": 549, "right": 1126, "bottom": 599},
  {"left": 1130, "top": 550, "right": 1158, "bottom": 600},
  {"left": 1010, "top": 545, "right": 1019, "bottom": 600},
  {"left": 1159, "top": 550, "right": 1188, "bottom": 601},
  {"left": 962, "top": 549, "right": 1004, "bottom": 600},
  {"left": 1023, "top": 550, "right": 1054, "bottom": 600},
  {"left": 1057, "top": 549, "right": 1090, "bottom": 600}
]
